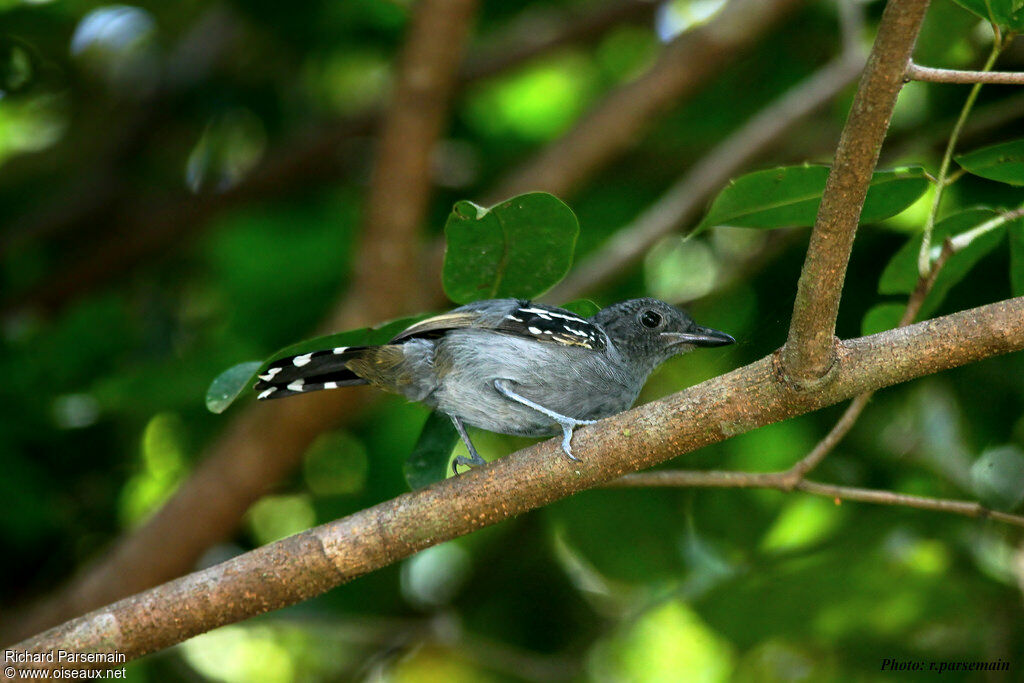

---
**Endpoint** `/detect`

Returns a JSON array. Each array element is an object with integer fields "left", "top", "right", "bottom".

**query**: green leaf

[
  {"left": 861, "top": 303, "right": 905, "bottom": 336},
  {"left": 971, "top": 445, "right": 1024, "bottom": 510},
  {"left": 404, "top": 411, "right": 459, "bottom": 489},
  {"left": 205, "top": 361, "right": 263, "bottom": 414},
  {"left": 442, "top": 192, "right": 579, "bottom": 304},
  {"left": 695, "top": 166, "right": 928, "bottom": 233},
  {"left": 204, "top": 315, "right": 427, "bottom": 414},
  {"left": 952, "top": 0, "right": 1024, "bottom": 30},
  {"left": 561, "top": 298, "right": 600, "bottom": 317},
  {"left": 1010, "top": 216, "right": 1024, "bottom": 297},
  {"left": 956, "top": 139, "right": 1024, "bottom": 187},
  {"left": 878, "top": 208, "right": 1006, "bottom": 319}
]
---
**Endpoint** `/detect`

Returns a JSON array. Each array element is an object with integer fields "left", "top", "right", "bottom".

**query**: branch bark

[
  {"left": 906, "top": 62, "right": 1024, "bottom": 84},
  {"left": 10, "top": 297, "right": 1024, "bottom": 667},
  {"left": 0, "top": 0, "right": 477, "bottom": 645},
  {"left": 782, "top": 0, "right": 930, "bottom": 384}
]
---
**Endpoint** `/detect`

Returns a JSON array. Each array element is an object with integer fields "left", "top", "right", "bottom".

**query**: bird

[{"left": 254, "top": 298, "right": 734, "bottom": 472}]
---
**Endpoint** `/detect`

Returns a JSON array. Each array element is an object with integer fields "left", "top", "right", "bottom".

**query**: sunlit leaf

[
  {"left": 404, "top": 411, "right": 459, "bottom": 489},
  {"left": 971, "top": 445, "right": 1024, "bottom": 510},
  {"left": 952, "top": 0, "right": 1024, "bottom": 30},
  {"left": 956, "top": 139, "right": 1024, "bottom": 187},
  {"left": 442, "top": 192, "right": 578, "bottom": 304},
  {"left": 205, "top": 361, "right": 262, "bottom": 414},
  {"left": 1009, "top": 216, "right": 1024, "bottom": 297},
  {"left": 695, "top": 166, "right": 928, "bottom": 233},
  {"left": 861, "top": 303, "right": 905, "bottom": 336}
]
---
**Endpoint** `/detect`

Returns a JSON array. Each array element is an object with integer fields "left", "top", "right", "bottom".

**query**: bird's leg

[
  {"left": 493, "top": 379, "right": 595, "bottom": 461},
  {"left": 450, "top": 414, "right": 487, "bottom": 475}
]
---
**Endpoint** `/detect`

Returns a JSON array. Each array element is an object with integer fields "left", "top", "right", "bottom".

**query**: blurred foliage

[{"left": 3, "top": 0, "right": 1024, "bottom": 681}]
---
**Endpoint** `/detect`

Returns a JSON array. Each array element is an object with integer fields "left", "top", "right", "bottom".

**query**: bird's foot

[
  {"left": 556, "top": 417, "right": 597, "bottom": 462},
  {"left": 451, "top": 451, "right": 487, "bottom": 475}
]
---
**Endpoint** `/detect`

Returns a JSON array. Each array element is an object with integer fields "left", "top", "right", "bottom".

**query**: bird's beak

[{"left": 661, "top": 326, "right": 735, "bottom": 348}]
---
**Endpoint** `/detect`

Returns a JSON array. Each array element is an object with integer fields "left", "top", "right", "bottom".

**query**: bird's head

[{"left": 591, "top": 298, "right": 734, "bottom": 373}]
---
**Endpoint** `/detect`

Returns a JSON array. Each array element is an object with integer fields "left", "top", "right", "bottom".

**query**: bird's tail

[{"left": 253, "top": 345, "right": 371, "bottom": 400}]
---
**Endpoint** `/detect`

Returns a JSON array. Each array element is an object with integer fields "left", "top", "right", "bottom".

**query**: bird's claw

[
  {"left": 558, "top": 418, "right": 596, "bottom": 462},
  {"left": 451, "top": 452, "right": 487, "bottom": 476}
]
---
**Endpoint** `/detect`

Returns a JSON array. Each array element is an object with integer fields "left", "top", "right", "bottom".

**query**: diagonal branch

[
  {"left": 10, "top": 297, "right": 1024, "bottom": 666},
  {"left": 782, "top": 0, "right": 931, "bottom": 384}
]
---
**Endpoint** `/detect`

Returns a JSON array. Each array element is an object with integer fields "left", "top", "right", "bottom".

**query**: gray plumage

[{"left": 254, "top": 298, "right": 734, "bottom": 471}]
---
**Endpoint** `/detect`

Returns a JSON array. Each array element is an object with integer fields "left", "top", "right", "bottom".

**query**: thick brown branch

[
  {"left": 0, "top": 0, "right": 477, "bottom": 645},
  {"left": 777, "top": 238, "right": 955, "bottom": 485},
  {"left": 11, "top": 297, "right": 1024, "bottom": 666},
  {"left": 906, "top": 62, "right": 1024, "bottom": 84},
  {"left": 488, "top": 0, "right": 803, "bottom": 202},
  {"left": 608, "top": 471, "right": 1024, "bottom": 528},
  {"left": 782, "top": 0, "right": 930, "bottom": 383}
]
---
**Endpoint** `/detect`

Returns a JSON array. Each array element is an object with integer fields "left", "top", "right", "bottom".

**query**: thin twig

[
  {"left": 917, "top": 39, "right": 1003, "bottom": 276},
  {"left": 782, "top": 0, "right": 931, "bottom": 384},
  {"left": 906, "top": 62, "right": 1024, "bottom": 84},
  {"left": 608, "top": 471, "right": 1024, "bottom": 528}
]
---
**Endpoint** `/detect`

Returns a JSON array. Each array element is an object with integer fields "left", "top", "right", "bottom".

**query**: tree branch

[
  {"left": 782, "top": 0, "right": 930, "bottom": 384},
  {"left": 488, "top": 0, "right": 803, "bottom": 202},
  {"left": 10, "top": 297, "right": 1024, "bottom": 666},
  {"left": 0, "top": 0, "right": 477, "bottom": 645},
  {"left": 906, "top": 62, "right": 1024, "bottom": 84},
  {"left": 607, "top": 471, "right": 1024, "bottom": 528}
]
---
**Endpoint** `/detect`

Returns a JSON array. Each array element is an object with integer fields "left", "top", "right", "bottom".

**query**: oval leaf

[
  {"left": 1010, "top": 215, "right": 1024, "bottom": 297},
  {"left": 956, "top": 139, "right": 1024, "bottom": 187},
  {"left": 952, "top": 0, "right": 1024, "bottom": 30},
  {"left": 442, "top": 192, "right": 579, "bottom": 304},
  {"left": 404, "top": 410, "right": 459, "bottom": 489},
  {"left": 206, "top": 361, "right": 263, "bottom": 414},
  {"left": 695, "top": 166, "right": 928, "bottom": 233}
]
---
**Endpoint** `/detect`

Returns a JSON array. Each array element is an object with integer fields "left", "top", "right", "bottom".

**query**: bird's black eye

[{"left": 640, "top": 310, "right": 663, "bottom": 329}]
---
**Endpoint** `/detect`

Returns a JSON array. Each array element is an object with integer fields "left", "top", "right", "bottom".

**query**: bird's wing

[{"left": 390, "top": 301, "right": 607, "bottom": 351}]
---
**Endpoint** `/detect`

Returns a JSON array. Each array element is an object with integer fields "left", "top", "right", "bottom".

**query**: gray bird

[{"left": 254, "top": 298, "right": 734, "bottom": 472}]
